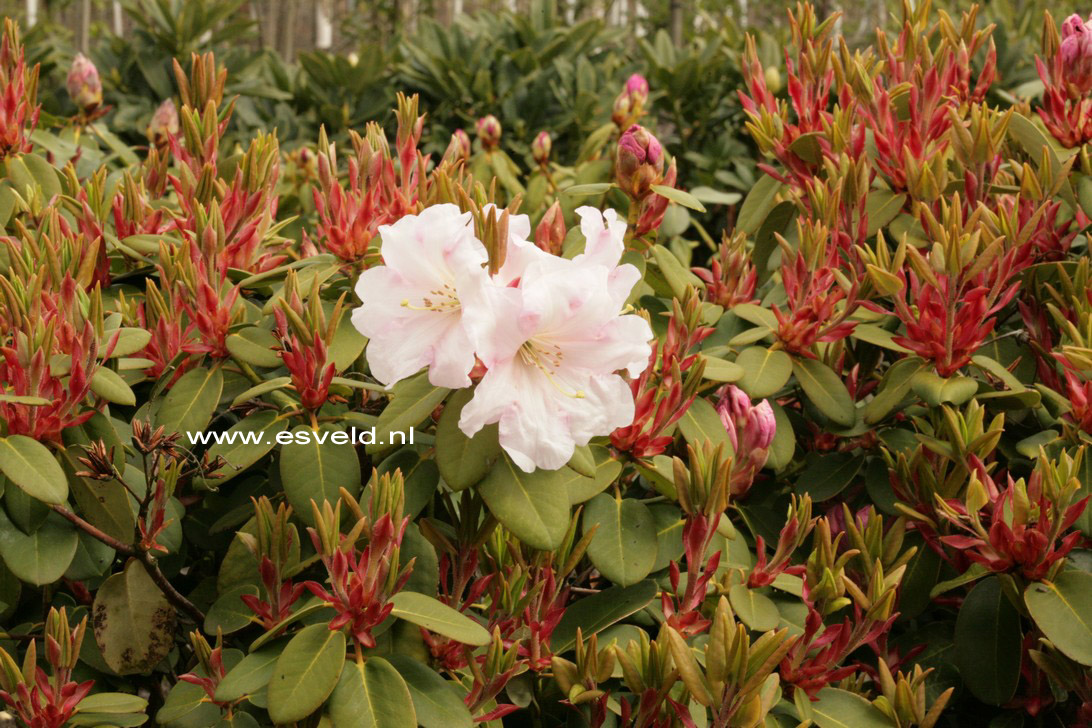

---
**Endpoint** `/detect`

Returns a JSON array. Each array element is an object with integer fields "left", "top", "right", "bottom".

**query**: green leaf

[
  {"left": 386, "top": 655, "right": 472, "bottom": 728},
  {"left": 231, "top": 376, "right": 292, "bottom": 406},
  {"left": 92, "top": 559, "right": 177, "bottom": 675},
  {"left": 0, "top": 509, "right": 78, "bottom": 585},
  {"left": 280, "top": 423, "right": 362, "bottom": 525},
  {"left": 583, "top": 494, "right": 658, "bottom": 587},
  {"left": 650, "top": 184, "right": 706, "bottom": 212},
  {"left": 955, "top": 576, "right": 1021, "bottom": 705},
  {"left": 266, "top": 623, "right": 347, "bottom": 724},
  {"left": 788, "top": 131, "right": 824, "bottom": 164},
  {"left": 811, "top": 688, "right": 894, "bottom": 728},
  {"left": 76, "top": 692, "right": 149, "bottom": 714},
  {"left": 389, "top": 591, "right": 491, "bottom": 646},
  {"left": 728, "top": 584, "right": 780, "bottom": 631},
  {"left": 794, "top": 452, "right": 864, "bottom": 501},
  {"left": 862, "top": 357, "right": 926, "bottom": 425},
  {"left": 553, "top": 580, "right": 658, "bottom": 653},
  {"left": 1025, "top": 570, "right": 1092, "bottom": 666},
  {"left": 793, "top": 358, "right": 855, "bottom": 426},
  {"left": 156, "top": 366, "right": 224, "bottom": 435},
  {"left": 477, "top": 454, "right": 570, "bottom": 550},
  {"left": 373, "top": 372, "right": 450, "bottom": 452},
  {"left": 864, "top": 190, "right": 907, "bottom": 237},
  {"left": 91, "top": 367, "right": 137, "bottom": 405},
  {"left": 562, "top": 182, "right": 614, "bottom": 197},
  {"left": 204, "top": 584, "right": 260, "bottom": 635},
  {"left": 0, "top": 434, "right": 68, "bottom": 504},
  {"left": 930, "top": 563, "right": 988, "bottom": 599},
  {"left": 328, "top": 657, "right": 416, "bottom": 728},
  {"left": 736, "top": 346, "right": 793, "bottom": 399},
  {"left": 677, "top": 397, "right": 732, "bottom": 452},
  {"left": 565, "top": 446, "right": 623, "bottom": 505},
  {"left": 215, "top": 644, "right": 282, "bottom": 703},
  {"left": 157, "top": 678, "right": 221, "bottom": 727},
  {"left": 911, "top": 371, "right": 979, "bottom": 407},
  {"left": 203, "top": 411, "right": 288, "bottom": 486},
  {"left": 435, "top": 389, "right": 501, "bottom": 491},
  {"left": 226, "top": 327, "right": 283, "bottom": 368},
  {"left": 699, "top": 355, "right": 744, "bottom": 382},
  {"left": 104, "top": 327, "right": 153, "bottom": 358},
  {"left": 737, "top": 174, "right": 785, "bottom": 234},
  {"left": 651, "top": 244, "right": 704, "bottom": 300},
  {"left": 765, "top": 401, "right": 795, "bottom": 471},
  {"left": 688, "top": 186, "right": 742, "bottom": 206}
]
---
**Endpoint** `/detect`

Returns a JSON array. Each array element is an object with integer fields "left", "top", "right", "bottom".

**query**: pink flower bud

[
  {"left": 1059, "top": 14, "right": 1092, "bottom": 95},
  {"left": 534, "top": 200, "right": 566, "bottom": 255},
  {"left": 612, "top": 91, "right": 635, "bottom": 128},
  {"left": 443, "top": 128, "right": 471, "bottom": 164},
  {"left": 476, "top": 115, "right": 502, "bottom": 151},
  {"left": 715, "top": 385, "right": 776, "bottom": 496},
  {"left": 532, "top": 131, "right": 551, "bottom": 165},
  {"left": 146, "top": 99, "right": 179, "bottom": 148},
  {"left": 616, "top": 124, "right": 664, "bottom": 200},
  {"left": 67, "top": 53, "right": 102, "bottom": 113},
  {"left": 624, "top": 73, "right": 649, "bottom": 105}
]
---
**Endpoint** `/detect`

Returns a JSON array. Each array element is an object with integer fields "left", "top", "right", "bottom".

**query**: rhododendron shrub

[{"left": 3, "top": 4, "right": 1092, "bottom": 727}]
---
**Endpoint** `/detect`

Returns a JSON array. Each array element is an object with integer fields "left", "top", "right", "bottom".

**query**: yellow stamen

[{"left": 519, "top": 339, "right": 585, "bottom": 399}]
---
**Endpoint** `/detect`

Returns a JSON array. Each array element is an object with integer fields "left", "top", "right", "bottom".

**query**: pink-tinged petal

[
  {"left": 375, "top": 204, "right": 481, "bottom": 283},
  {"left": 563, "top": 372, "right": 636, "bottom": 446},
  {"left": 552, "top": 313, "right": 652, "bottom": 378},
  {"left": 351, "top": 204, "right": 489, "bottom": 388},
  {"left": 460, "top": 277, "right": 527, "bottom": 368},
  {"left": 575, "top": 206, "right": 626, "bottom": 268},
  {"left": 459, "top": 359, "right": 576, "bottom": 471}
]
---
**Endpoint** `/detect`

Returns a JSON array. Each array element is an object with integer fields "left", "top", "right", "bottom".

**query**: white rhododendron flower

[
  {"left": 352, "top": 204, "right": 489, "bottom": 389},
  {"left": 352, "top": 203, "right": 651, "bottom": 471},
  {"left": 458, "top": 207, "right": 652, "bottom": 471}
]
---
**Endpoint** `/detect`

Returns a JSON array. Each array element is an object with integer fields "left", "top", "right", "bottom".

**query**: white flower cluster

[{"left": 351, "top": 204, "right": 652, "bottom": 472}]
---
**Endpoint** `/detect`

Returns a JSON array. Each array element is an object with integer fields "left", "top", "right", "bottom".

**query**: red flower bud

[{"left": 534, "top": 200, "right": 566, "bottom": 255}]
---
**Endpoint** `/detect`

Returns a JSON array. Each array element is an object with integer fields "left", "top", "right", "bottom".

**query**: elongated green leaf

[
  {"left": 736, "top": 346, "right": 792, "bottom": 399},
  {"left": 811, "top": 688, "right": 894, "bottom": 728},
  {"left": 477, "top": 454, "right": 570, "bottom": 550},
  {"left": 389, "top": 591, "right": 490, "bottom": 646},
  {"left": 565, "top": 446, "right": 623, "bottom": 505},
  {"left": 386, "top": 655, "right": 471, "bottom": 728},
  {"left": 279, "top": 424, "right": 362, "bottom": 525},
  {"left": 435, "top": 389, "right": 501, "bottom": 491},
  {"left": 329, "top": 657, "right": 416, "bottom": 728},
  {"left": 156, "top": 366, "right": 224, "bottom": 435},
  {"left": 793, "top": 358, "right": 855, "bottom": 426},
  {"left": 553, "top": 580, "right": 658, "bottom": 653},
  {"left": 226, "top": 327, "right": 282, "bottom": 368},
  {"left": 651, "top": 184, "right": 706, "bottom": 212},
  {"left": 1025, "top": 571, "right": 1092, "bottom": 666},
  {"left": 203, "top": 411, "right": 288, "bottom": 486},
  {"left": 373, "top": 372, "right": 449, "bottom": 452},
  {"left": 794, "top": 452, "right": 864, "bottom": 501},
  {"left": 215, "top": 644, "right": 282, "bottom": 703},
  {"left": 266, "top": 623, "right": 347, "bottom": 723},
  {"left": 91, "top": 367, "right": 137, "bottom": 405},
  {"left": 0, "top": 435, "right": 68, "bottom": 504},
  {"left": 737, "top": 174, "right": 784, "bottom": 235},
  {"left": 676, "top": 397, "right": 732, "bottom": 452},
  {"left": 955, "top": 576, "right": 1021, "bottom": 704},
  {"left": 583, "top": 494, "right": 658, "bottom": 587}
]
